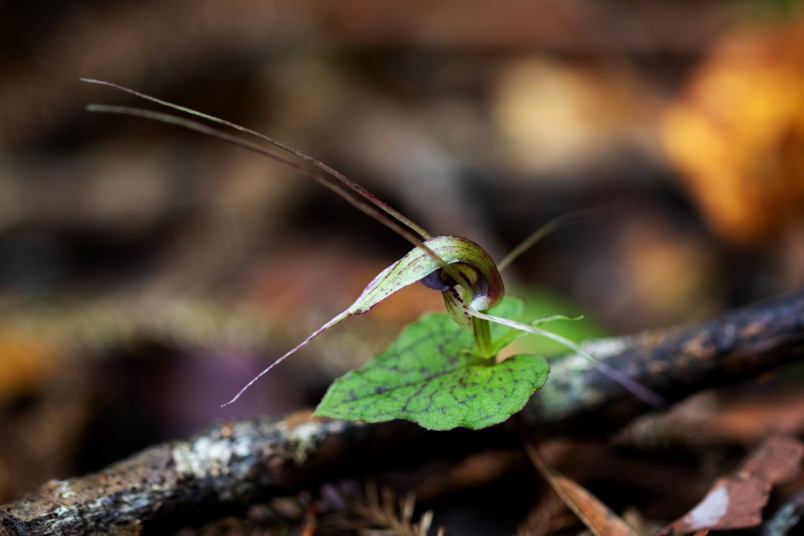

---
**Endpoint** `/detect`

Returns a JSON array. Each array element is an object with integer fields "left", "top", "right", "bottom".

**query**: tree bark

[{"left": 2, "top": 290, "right": 803, "bottom": 535}]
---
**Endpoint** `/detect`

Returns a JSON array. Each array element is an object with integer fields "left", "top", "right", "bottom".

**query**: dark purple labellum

[{"left": 420, "top": 269, "right": 454, "bottom": 291}]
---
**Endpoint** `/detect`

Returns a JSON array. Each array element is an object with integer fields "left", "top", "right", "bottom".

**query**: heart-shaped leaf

[{"left": 315, "top": 297, "right": 549, "bottom": 430}]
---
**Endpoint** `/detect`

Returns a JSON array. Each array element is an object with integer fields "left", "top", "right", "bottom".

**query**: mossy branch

[{"left": 1, "top": 290, "right": 802, "bottom": 535}]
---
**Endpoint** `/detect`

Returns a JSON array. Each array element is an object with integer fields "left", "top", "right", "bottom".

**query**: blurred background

[{"left": 1, "top": 0, "right": 803, "bottom": 532}]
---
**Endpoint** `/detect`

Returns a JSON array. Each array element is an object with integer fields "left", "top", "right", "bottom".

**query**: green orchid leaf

[{"left": 314, "top": 297, "right": 549, "bottom": 430}]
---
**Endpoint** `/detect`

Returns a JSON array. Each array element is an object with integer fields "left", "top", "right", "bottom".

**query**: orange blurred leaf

[
  {"left": 661, "top": 20, "right": 804, "bottom": 246},
  {"left": 0, "top": 330, "right": 61, "bottom": 404}
]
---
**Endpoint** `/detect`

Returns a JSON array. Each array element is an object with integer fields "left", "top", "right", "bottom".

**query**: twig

[
  {"left": 1, "top": 290, "right": 802, "bottom": 535},
  {"left": 763, "top": 488, "right": 804, "bottom": 536}
]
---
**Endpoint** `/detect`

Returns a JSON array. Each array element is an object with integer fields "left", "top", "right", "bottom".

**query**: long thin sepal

[
  {"left": 84, "top": 104, "right": 431, "bottom": 254},
  {"left": 469, "top": 310, "right": 667, "bottom": 408},
  {"left": 80, "top": 78, "right": 431, "bottom": 241},
  {"left": 221, "top": 311, "right": 349, "bottom": 406},
  {"left": 222, "top": 235, "right": 503, "bottom": 404},
  {"left": 83, "top": 85, "right": 478, "bottom": 302},
  {"left": 497, "top": 209, "right": 598, "bottom": 272}
]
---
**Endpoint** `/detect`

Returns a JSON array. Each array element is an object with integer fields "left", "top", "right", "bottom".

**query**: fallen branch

[{"left": 2, "top": 290, "right": 802, "bottom": 535}]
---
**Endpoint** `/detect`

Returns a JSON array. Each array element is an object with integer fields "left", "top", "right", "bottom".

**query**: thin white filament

[{"left": 469, "top": 310, "right": 667, "bottom": 408}]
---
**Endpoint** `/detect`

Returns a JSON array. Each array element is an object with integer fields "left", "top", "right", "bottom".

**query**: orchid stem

[{"left": 472, "top": 316, "right": 494, "bottom": 359}]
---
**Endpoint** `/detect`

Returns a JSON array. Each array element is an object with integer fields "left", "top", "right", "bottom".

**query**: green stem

[{"left": 472, "top": 315, "right": 494, "bottom": 358}]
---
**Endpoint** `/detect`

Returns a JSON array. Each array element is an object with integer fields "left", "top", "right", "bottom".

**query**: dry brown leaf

[
  {"left": 553, "top": 474, "right": 637, "bottom": 536},
  {"left": 516, "top": 492, "right": 577, "bottom": 536},
  {"left": 525, "top": 443, "right": 637, "bottom": 536},
  {"left": 661, "top": 436, "right": 804, "bottom": 533}
]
